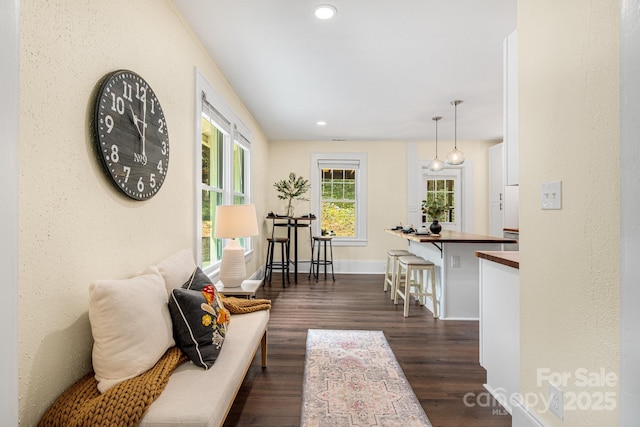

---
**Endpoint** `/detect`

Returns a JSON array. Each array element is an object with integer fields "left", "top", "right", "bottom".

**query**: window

[
  {"left": 200, "top": 111, "right": 226, "bottom": 269},
  {"left": 421, "top": 167, "right": 462, "bottom": 232},
  {"left": 311, "top": 153, "right": 367, "bottom": 246},
  {"left": 423, "top": 178, "right": 456, "bottom": 223},
  {"left": 196, "top": 71, "right": 252, "bottom": 274}
]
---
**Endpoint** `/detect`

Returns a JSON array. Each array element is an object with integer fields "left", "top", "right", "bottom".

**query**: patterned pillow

[
  {"left": 168, "top": 269, "right": 230, "bottom": 368},
  {"left": 183, "top": 267, "right": 230, "bottom": 328}
]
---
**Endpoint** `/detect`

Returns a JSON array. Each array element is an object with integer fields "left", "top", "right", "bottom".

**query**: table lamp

[{"left": 214, "top": 204, "right": 259, "bottom": 287}]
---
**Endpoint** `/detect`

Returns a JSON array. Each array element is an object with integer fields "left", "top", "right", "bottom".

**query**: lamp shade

[{"left": 214, "top": 204, "right": 259, "bottom": 239}]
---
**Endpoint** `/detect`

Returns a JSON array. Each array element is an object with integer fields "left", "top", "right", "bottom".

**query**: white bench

[{"left": 139, "top": 309, "right": 269, "bottom": 426}]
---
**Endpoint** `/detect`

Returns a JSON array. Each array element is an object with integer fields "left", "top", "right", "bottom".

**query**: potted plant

[
  {"left": 421, "top": 195, "right": 446, "bottom": 234},
  {"left": 273, "top": 172, "right": 310, "bottom": 217}
]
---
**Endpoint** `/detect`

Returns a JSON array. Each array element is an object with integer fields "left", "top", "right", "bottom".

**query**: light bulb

[
  {"left": 429, "top": 157, "right": 445, "bottom": 171},
  {"left": 314, "top": 4, "right": 337, "bottom": 20},
  {"left": 446, "top": 148, "right": 465, "bottom": 165}
]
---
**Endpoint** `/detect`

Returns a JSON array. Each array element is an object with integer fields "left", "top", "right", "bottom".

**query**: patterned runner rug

[{"left": 301, "top": 329, "right": 432, "bottom": 427}]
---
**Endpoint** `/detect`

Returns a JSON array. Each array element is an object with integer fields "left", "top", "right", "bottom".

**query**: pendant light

[
  {"left": 446, "top": 100, "right": 465, "bottom": 165},
  {"left": 428, "top": 116, "right": 444, "bottom": 172}
]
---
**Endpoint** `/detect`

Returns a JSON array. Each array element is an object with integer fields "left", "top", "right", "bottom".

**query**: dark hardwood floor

[{"left": 224, "top": 273, "right": 511, "bottom": 427}]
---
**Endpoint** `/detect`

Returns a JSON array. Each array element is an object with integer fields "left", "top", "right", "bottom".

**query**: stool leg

[
  {"left": 323, "top": 241, "right": 327, "bottom": 280},
  {"left": 417, "top": 269, "right": 424, "bottom": 305},
  {"left": 431, "top": 266, "right": 438, "bottom": 318},
  {"left": 315, "top": 240, "right": 320, "bottom": 282},
  {"left": 280, "top": 241, "right": 286, "bottom": 288},
  {"left": 329, "top": 239, "right": 335, "bottom": 281},
  {"left": 263, "top": 241, "right": 269, "bottom": 286},
  {"left": 384, "top": 254, "right": 391, "bottom": 292},
  {"left": 403, "top": 266, "right": 411, "bottom": 317},
  {"left": 308, "top": 238, "right": 315, "bottom": 279},
  {"left": 285, "top": 241, "right": 290, "bottom": 285},
  {"left": 389, "top": 256, "right": 397, "bottom": 300},
  {"left": 265, "top": 240, "right": 275, "bottom": 286},
  {"left": 393, "top": 262, "right": 402, "bottom": 305}
]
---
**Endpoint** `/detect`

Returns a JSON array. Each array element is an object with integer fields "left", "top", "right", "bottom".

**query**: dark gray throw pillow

[
  {"left": 183, "top": 266, "right": 214, "bottom": 291},
  {"left": 168, "top": 273, "right": 229, "bottom": 368}
]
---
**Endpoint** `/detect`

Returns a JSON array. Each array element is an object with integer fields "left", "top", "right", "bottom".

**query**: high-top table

[
  {"left": 386, "top": 229, "right": 517, "bottom": 320},
  {"left": 268, "top": 215, "right": 316, "bottom": 282}
]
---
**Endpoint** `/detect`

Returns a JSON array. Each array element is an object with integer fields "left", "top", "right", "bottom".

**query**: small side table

[{"left": 215, "top": 279, "right": 262, "bottom": 299}]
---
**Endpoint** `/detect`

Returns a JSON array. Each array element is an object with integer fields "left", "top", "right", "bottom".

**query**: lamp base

[{"left": 219, "top": 239, "right": 246, "bottom": 288}]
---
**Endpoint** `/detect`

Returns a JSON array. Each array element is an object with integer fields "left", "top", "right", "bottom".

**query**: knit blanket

[
  {"left": 220, "top": 294, "right": 272, "bottom": 313},
  {"left": 39, "top": 299, "right": 271, "bottom": 427},
  {"left": 38, "top": 346, "right": 187, "bottom": 427}
]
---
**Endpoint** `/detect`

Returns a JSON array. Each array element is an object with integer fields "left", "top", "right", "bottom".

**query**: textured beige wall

[
  {"left": 268, "top": 140, "right": 497, "bottom": 263},
  {"left": 18, "top": 1, "right": 268, "bottom": 424},
  {"left": 518, "top": 0, "right": 620, "bottom": 425}
]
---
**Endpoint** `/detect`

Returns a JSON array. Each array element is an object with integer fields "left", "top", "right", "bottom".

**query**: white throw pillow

[
  {"left": 89, "top": 266, "right": 175, "bottom": 393},
  {"left": 156, "top": 248, "right": 197, "bottom": 295}
]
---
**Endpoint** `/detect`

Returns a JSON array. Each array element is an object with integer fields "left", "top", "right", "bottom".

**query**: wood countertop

[
  {"left": 475, "top": 251, "right": 520, "bottom": 269},
  {"left": 385, "top": 229, "right": 518, "bottom": 244}
]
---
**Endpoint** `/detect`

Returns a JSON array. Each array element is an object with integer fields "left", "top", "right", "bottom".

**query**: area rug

[{"left": 301, "top": 329, "right": 432, "bottom": 427}]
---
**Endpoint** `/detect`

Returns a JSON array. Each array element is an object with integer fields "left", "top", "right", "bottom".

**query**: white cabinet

[
  {"left": 503, "top": 185, "right": 519, "bottom": 230},
  {"left": 488, "top": 143, "right": 504, "bottom": 237},
  {"left": 479, "top": 256, "right": 519, "bottom": 414},
  {"left": 504, "top": 29, "right": 519, "bottom": 186}
]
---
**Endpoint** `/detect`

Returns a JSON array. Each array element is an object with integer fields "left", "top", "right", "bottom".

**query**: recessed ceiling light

[
  {"left": 316, "top": 121, "right": 327, "bottom": 126},
  {"left": 314, "top": 4, "right": 337, "bottom": 20}
]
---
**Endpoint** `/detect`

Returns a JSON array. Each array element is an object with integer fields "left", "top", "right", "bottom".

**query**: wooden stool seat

[{"left": 393, "top": 255, "right": 438, "bottom": 318}]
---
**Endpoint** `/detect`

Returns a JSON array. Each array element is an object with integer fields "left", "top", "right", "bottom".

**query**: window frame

[
  {"left": 195, "top": 70, "right": 253, "bottom": 276},
  {"left": 310, "top": 152, "right": 367, "bottom": 247}
]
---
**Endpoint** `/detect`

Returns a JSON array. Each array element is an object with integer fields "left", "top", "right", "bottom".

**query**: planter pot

[{"left": 429, "top": 220, "right": 442, "bottom": 234}]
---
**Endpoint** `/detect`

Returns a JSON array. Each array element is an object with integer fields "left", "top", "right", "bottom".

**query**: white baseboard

[
  {"left": 511, "top": 397, "right": 546, "bottom": 427},
  {"left": 252, "top": 260, "right": 386, "bottom": 278},
  {"left": 332, "top": 260, "right": 386, "bottom": 274}
]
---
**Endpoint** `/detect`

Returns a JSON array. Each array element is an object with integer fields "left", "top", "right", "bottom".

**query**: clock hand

[
  {"left": 141, "top": 97, "right": 147, "bottom": 157},
  {"left": 129, "top": 105, "right": 143, "bottom": 138}
]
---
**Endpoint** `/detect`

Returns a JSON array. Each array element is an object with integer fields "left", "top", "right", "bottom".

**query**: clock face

[{"left": 94, "top": 70, "right": 169, "bottom": 200}]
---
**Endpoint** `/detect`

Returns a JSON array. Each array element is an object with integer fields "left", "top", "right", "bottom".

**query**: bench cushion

[{"left": 139, "top": 309, "right": 269, "bottom": 427}]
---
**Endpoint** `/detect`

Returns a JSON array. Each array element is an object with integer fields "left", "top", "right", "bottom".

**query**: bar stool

[
  {"left": 309, "top": 236, "right": 335, "bottom": 282},
  {"left": 383, "top": 249, "right": 412, "bottom": 299},
  {"left": 264, "top": 237, "right": 290, "bottom": 287},
  {"left": 394, "top": 255, "right": 438, "bottom": 318}
]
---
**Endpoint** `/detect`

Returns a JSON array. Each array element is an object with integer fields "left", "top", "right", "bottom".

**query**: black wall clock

[{"left": 93, "top": 70, "right": 169, "bottom": 200}]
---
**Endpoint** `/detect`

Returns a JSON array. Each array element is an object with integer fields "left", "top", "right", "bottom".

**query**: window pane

[
  {"left": 344, "top": 181, "right": 355, "bottom": 199},
  {"left": 321, "top": 201, "right": 355, "bottom": 237},
  {"left": 320, "top": 168, "right": 357, "bottom": 237},
  {"left": 233, "top": 143, "right": 245, "bottom": 194},
  {"left": 322, "top": 181, "right": 332, "bottom": 199},
  {"left": 201, "top": 189, "right": 223, "bottom": 268},
  {"left": 201, "top": 115, "right": 223, "bottom": 188},
  {"left": 425, "top": 178, "right": 456, "bottom": 223}
]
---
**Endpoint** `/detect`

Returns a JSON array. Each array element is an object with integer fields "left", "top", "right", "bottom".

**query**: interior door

[{"left": 421, "top": 168, "right": 462, "bottom": 232}]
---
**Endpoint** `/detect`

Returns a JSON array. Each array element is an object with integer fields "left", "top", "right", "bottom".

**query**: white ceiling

[{"left": 173, "top": 0, "right": 517, "bottom": 142}]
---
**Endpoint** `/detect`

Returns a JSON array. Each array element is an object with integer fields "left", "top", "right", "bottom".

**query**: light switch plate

[{"left": 541, "top": 181, "right": 562, "bottom": 210}]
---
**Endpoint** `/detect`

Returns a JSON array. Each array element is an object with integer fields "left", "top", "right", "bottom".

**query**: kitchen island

[{"left": 386, "top": 229, "right": 516, "bottom": 320}]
